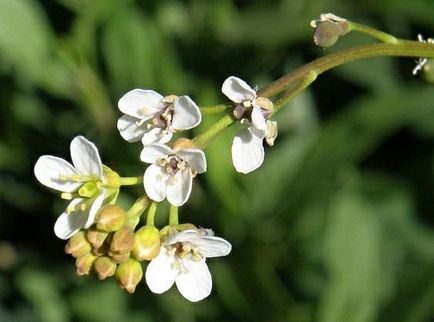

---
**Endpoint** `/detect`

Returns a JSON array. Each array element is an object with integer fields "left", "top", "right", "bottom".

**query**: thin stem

[
  {"left": 348, "top": 21, "right": 399, "bottom": 44},
  {"left": 274, "top": 71, "right": 318, "bottom": 113},
  {"left": 259, "top": 41, "right": 434, "bottom": 98},
  {"left": 201, "top": 104, "right": 231, "bottom": 115},
  {"left": 192, "top": 114, "right": 236, "bottom": 149},
  {"left": 126, "top": 195, "right": 149, "bottom": 229},
  {"left": 169, "top": 205, "right": 179, "bottom": 226},
  {"left": 119, "top": 176, "right": 143, "bottom": 186},
  {"left": 146, "top": 201, "right": 158, "bottom": 226}
]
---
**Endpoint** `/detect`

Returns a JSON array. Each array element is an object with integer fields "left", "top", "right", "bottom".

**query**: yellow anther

[
  {"left": 242, "top": 100, "right": 252, "bottom": 108},
  {"left": 152, "top": 118, "right": 159, "bottom": 126},
  {"left": 135, "top": 118, "right": 146, "bottom": 127},
  {"left": 67, "top": 205, "right": 75, "bottom": 214},
  {"left": 182, "top": 244, "right": 192, "bottom": 253},
  {"left": 166, "top": 166, "right": 173, "bottom": 174},
  {"left": 80, "top": 203, "right": 87, "bottom": 211},
  {"left": 177, "top": 161, "right": 186, "bottom": 170},
  {"left": 192, "top": 253, "right": 202, "bottom": 262},
  {"left": 61, "top": 192, "right": 74, "bottom": 200},
  {"left": 168, "top": 247, "right": 176, "bottom": 257}
]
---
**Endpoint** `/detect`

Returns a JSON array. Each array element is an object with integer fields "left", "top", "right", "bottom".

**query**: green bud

[
  {"left": 116, "top": 259, "right": 143, "bottom": 294},
  {"left": 423, "top": 59, "right": 434, "bottom": 83},
  {"left": 97, "top": 205, "right": 127, "bottom": 232},
  {"left": 110, "top": 227, "right": 135, "bottom": 254},
  {"left": 86, "top": 229, "right": 109, "bottom": 248},
  {"left": 75, "top": 253, "right": 97, "bottom": 276},
  {"left": 94, "top": 256, "right": 117, "bottom": 280},
  {"left": 65, "top": 231, "right": 91, "bottom": 258},
  {"left": 110, "top": 251, "right": 131, "bottom": 264},
  {"left": 132, "top": 226, "right": 161, "bottom": 261}
]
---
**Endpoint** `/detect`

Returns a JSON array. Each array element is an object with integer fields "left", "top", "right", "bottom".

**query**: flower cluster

[{"left": 34, "top": 76, "right": 276, "bottom": 301}]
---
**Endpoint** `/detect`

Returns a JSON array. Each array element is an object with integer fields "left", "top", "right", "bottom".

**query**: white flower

[
  {"left": 222, "top": 76, "right": 278, "bottom": 174},
  {"left": 140, "top": 142, "right": 206, "bottom": 206},
  {"left": 34, "top": 136, "right": 119, "bottom": 240},
  {"left": 145, "top": 228, "right": 231, "bottom": 302},
  {"left": 117, "top": 89, "right": 202, "bottom": 145}
]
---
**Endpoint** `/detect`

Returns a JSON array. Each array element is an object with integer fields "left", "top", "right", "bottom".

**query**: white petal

[
  {"left": 54, "top": 198, "right": 88, "bottom": 240},
  {"left": 34, "top": 156, "right": 81, "bottom": 192},
  {"left": 70, "top": 136, "right": 102, "bottom": 178},
  {"left": 117, "top": 115, "right": 148, "bottom": 142},
  {"left": 84, "top": 192, "right": 105, "bottom": 228},
  {"left": 144, "top": 165, "right": 167, "bottom": 202},
  {"left": 176, "top": 148, "right": 207, "bottom": 173},
  {"left": 221, "top": 76, "right": 256, "bottom": 103},
  {"left": 141, "top": 128, "right": 173, "bottom": 146},
  {"left": 231, "top": 127, "right": 265, "bottom": 174},
  {"left": 118, "top": 89, "right": 165, "bottom": 119},
  {"left": 175, "top": 258, "right": 212, "bottom": 302},
  {"left": 166, "top": 169, "right": 192, "bottom": 207},
  {"left": 145, "top": 248, "right": 178, "bottom": 294},
  {"left": 140, "top": 144, "right": 174, "bottom": 164},
  {"left": 190, "top": 236, "right": 232, "bottom": 258},
  {"left": 164, "top": 230, "right": 200, "bottom": 246},
  {"left": 172, "top": 96, "right": 202, "bottom": 130},
  {"left": 251, "top": 106, "right": 267, "bottom": 131}
]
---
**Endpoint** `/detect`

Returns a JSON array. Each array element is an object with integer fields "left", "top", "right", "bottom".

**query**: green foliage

[{"left": 1, "top": 0, "right": 434, "bottom": 321}]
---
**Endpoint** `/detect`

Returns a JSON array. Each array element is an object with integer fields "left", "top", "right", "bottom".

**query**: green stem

[
  {"left": 126, "top": 195, "right": 149, "bottom": 229},
  {"left": 201, "top": 104, "right": 231, "bottom": 115},
  {"left": 274, "top": 71, "right": 318, "bottom": 113},
  {"left": 192, "top": 114, "right": 236, "bottom": 149},
  {"left": 259, "top": 41, "right": 434, "bottom": 98},
  {"left": 169, "top": 205, "right": 179, "bottom": 226},
  {"left": 119, "top": 176, "right": 143, "bottom": 186},
  {"left": 348, "top": 21, "right": 399, "bottom": 44},
  {"left": 146, "top": 201, "right": 158, "bottom": 226}
]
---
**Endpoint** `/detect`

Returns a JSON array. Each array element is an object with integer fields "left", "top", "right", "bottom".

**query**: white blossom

[
  {"left": 34, "top": 136, "right": 119, "bottom": 239},
  {"left": 117, "top": 89, "right": 202, "bottom": 145},
  {"left": 140, "top": 143, "right": 206, "bottom": 206},
  {"left": 222, "top": 76, "right": 277, "bottom": 173},
  {"left": 145, "top": 228, "right": 231, "bottom": 302}
]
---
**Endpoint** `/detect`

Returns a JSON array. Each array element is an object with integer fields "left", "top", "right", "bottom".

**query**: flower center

[
  {"left": 167, "top": 242, "right": 203, "bottom": 273},
  {"left": 158, "top": 155, "right": 186, "bottom": 175}
]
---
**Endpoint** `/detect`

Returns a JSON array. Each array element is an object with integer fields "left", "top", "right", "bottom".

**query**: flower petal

[
  {"left": 118, "top": 89, "right": 165, "bottom": 119},
  {"left": 166, "top": 169, "right": 192, "bottom": 206},
  {"left": 145, "top": 248, "right": 177, "bottom": 294},
  {"left": 141, "top": 128, "right": 173, "bottom": 146},
  {"left": 144, "top": 165, "right": 167, "bottom": 202},
  {"left": 176, "top": 148, "right": 207, "bottom": 173},
  {"left": 175, "top": 258, "right": 212, "bottom": 302},
  {"left": 34, "top": 156, "right": 81, "bottom": 192},
  {"left": 70, "top": 136, "right": 102, "bottom": 178},
  {"left": 190, "top": 236, "right": 232, "bottom": 258},
  {"left": 172, "top": 96, "right": 202, "bottom": 130},
  {"left": 54, "top": 198, "right": 88, "bottom": 239},
  {"left": 221, "top": 76, "right": 256, "bottom": 103},
  {"left": 140, "top": 144, "right": 174, "bottom": 164},
  {"left": 231, "top": 127, "right": 265, "bottom": 174},
  {"left": 84, "top": 192, "right": 105, "bottom": 228},
  {"left": 251, "top": 106, "right": 267, "bottom": 131},
  {"left": 117, "top": 115, "right": 148, "bottom": 142},
  {"left": 164, "top": 229, "right": 200, "bottom": 246}
]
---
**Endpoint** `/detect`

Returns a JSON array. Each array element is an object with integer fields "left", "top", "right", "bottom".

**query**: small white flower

[
  {"left": 34, "top": 136, "right": 119, "bottom": 240},
  {"left": 145, "top": 228, "right": 231, "bottom": 302},
  {"left": 140, "top": 143, "right": 206, "bottom": 206},
  {"left": 222, "top": 76, "right": 278, "bottom": 174},
  {"left": 117, "top": 89, "right": 202, "bottom": 145}
]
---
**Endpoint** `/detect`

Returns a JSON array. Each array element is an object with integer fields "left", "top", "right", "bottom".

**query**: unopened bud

[
  {"left": 86, "top": 229, "right": 109, "bottom": 248},
  {"left": 423, "top": 59, "right": 434, "bottom": 83},
  {"left": 110, "top": 227, "right": 135, "bottom": 253},
  {"left": 65, "top": 231, "right": 91, "bottom": 258},
  {"left": 265, "top": 120, "right": 278, "bottom": 146},
  {"left": 255, "top": 97, "right": 274, "bottom": 112},
  {"left": 313, "top": 21, "right": 346, "bottom": 48},
  {"left": 172, "top": 138, "right": 196, "bottom": 152},
  {"left": 116, "top": 259, "right": 143, "bottom": 294},
  {"left": 110, "top": 251, "right": 131, "bottom": 264},
  {"left": 97, "top": 205, "right": 127, "bottom": 232},
  {"left": 92, "top": 243, "right": 109, "bottom": 256},
  {"left": 132, "top": 226, "right": 161, "bottom": 261},
  {"left": 75, "top": 253, "right": 97, "bottom": 276},
  {"left": 94, "top": 256, "right": 117, "bottom": 280}
]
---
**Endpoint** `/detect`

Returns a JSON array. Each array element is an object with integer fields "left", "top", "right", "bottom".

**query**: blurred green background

[{"left": 1, "top": 0, "right": 434, "bottom": 321}]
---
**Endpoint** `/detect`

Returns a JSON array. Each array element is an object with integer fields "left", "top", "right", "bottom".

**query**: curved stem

[
  {"left": 169, "top": 205, "right": 179, "bottom": 226},
  {"left": 201, "top": 104, "right": 231, "bottom": 115},
  {"left": 259, "top": 41, "right": 434, "bottom": 98},
  {"left": 146, "top": 201, "right": 158, "bottom": 226},
  {"left": 192, "top": 114, "right": 236, "bottom": 149},
  {"left": 347, "top": 21, "right": 399, "bottom": 44},
  {"left": 119, "top": 176, "right": 143, "bottom": 186}
]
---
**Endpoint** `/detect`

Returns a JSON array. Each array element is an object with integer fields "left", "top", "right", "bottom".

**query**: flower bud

[
  {"left": 115, "top": 259, "right": 143, "bottom": 294},
  {"left": 86, "top": 228, "right": 109, "bottom": 248},
  {"left": 92, "top": 243, "right": 109, "bottom": 256},
  {"left": 313, "top": 21, "right": 345, "bottom": 48},
  {"left": 94, "top": 256, "right": 117, "bottom": 280},
  {"left": 172, "top": 138, "right": 196, "bottom": 152},
  {"left": 75, "top": 253, "right": 97, "bottom": 276},
  {"left": 132, "top": 226, "right": 161, "bottom": 261},
  {"left": 110, "top": 227, "right": 135, "bottom": 254},
  {"left": 423, "top": 59, "right": 434, "bottom": 83},
  {"left": 110, "top": 251, "right": 131, "bottom": 264},
  {"left": 65, "top": 231, "right": 92, "bottom": 258},
  {"left": 97, "top": 205, "right": 127, "bottom": 232}
]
